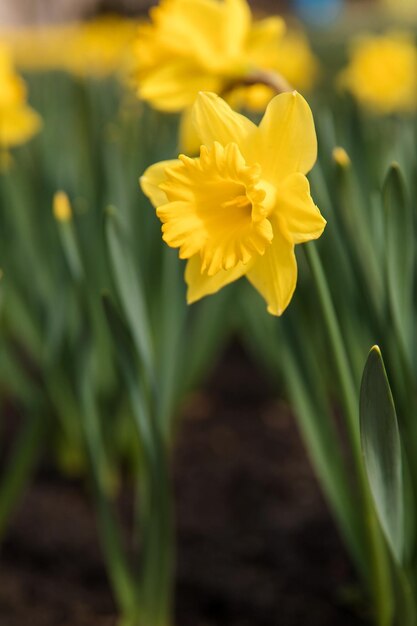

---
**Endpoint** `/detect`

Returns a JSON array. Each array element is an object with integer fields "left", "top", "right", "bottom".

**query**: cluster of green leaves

[{"left": 0, "top": 71, "right": 232, "bottom": 626}]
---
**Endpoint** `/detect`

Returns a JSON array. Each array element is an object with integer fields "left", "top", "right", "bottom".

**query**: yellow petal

[
  {"left": 277, "top": 172, "right": 326, "bottom": 244},
  {"left": 224, "top": 0, "right": 252, "bottom": 57},
  {"left": 139, "top": 60, "right": 221, "bottom": 112},
  {"left": 255, "top": 91, "right": 317, "bottom": 181},
  {"left": 192, "top": 91, "right": 256, "bottom": 154},
  {"left": 273, "top": 30, "right": 319, "bottom": 93},
  {"left": 152, "top": 0, "right": 248, "bottom": 67},
  {"left": 185, "top": 254, "right": 248, "bottom": 303},
  {"left": 246, "top": 218, "right": 297, "bottom": 315},
  {"left": 178, "top": 107, "right": 201, "bottom": 154},
  {"left": 140, "top": 159, "right": 180, "bottom": 207},
  {"left": 246, "top": 16, "right": 286, "bottom": 68},
  {"left": 0, "top": 105, "right": 41, "bottom": 148}
]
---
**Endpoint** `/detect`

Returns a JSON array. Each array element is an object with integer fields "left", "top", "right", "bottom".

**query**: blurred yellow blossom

[
  {"left": 141, "top": 91, "right": 325, "bottom": 316},
  {"left": 1, "top": 16, "right": 139, "bottom": 78},
  {"left": 1, "top": 24, "right": 77, "bottom": 73},
  {"left": 332, "top": 146, "right": 351, "bottom": 167},
  {"left": 0, "top": 44, "right": 41, "bottom": 152},
  {"left": 339, "top": 32, "right": 417, "bottom": 114},
  {"left": 68, "top": 15, "right": 140, "bottom": 78},
  {"left": 133, "top": 0, "right": 285, "bottom": 112},
  {"left": 53, "top": 191, "right": 73, "bottom": 222}
]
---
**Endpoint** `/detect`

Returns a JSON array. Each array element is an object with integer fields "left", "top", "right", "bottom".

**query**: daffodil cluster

[
  {"left": 0, "top": 44, "right": 41, "bottom": 153},
  {"left": 141, "top": 91, "right": 326, "bottom": 315}
]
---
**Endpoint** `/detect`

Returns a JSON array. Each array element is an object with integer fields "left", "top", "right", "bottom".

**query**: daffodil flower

[
  {"left": 338, "top": 32, "right": 417, "bottom": 115},
  {"left": 141, "top": 91, "right": 326, "bottom": 316},
  {"left": 0, "top": 45, "right": 41, "bottom": 152},
  {"left": 133, "top": 0, "right": 285, "bottom": 113}
]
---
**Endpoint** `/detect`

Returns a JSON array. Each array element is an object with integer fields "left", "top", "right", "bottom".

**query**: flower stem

[{"left": 79, "top": 364, "right": 137, "bottom": 619}]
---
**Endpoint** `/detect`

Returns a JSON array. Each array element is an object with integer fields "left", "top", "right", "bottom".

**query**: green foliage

[{"left": 360, "top": 346, "right": 404, "bottom": 564}]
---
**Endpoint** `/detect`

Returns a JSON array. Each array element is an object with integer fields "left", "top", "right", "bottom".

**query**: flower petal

[
  {"left": 255, "top": 91, "right": 317, "bottom": 181},
  {"left": 185, "top": 254, "right": 248, "bottom": 303},
  {"left": 139, "top": 60, "right": 221, "bottom": 111},
  {"left": 246, "top": 218, "right": 297, "bottom": 315},
  {"left": 0, "top": 106, "right": 41, "bottom": 147},
  {"left": 192, "top": 91, "right": 256, "bottom": 153},
  {"left": 140, "top": 159, "right": 180, "bottom": 207},
  {"left": 224, "top": 0, "right": 252, "bottom": 57},
  {"left": 179, "top": 106, "right": 201, "bottom": 154},
  {"left": 246, "top": 16, "right": 286, "bottom": 68},
  {"left": 277, "top": 172, "right": 326, "bottom": 243}
]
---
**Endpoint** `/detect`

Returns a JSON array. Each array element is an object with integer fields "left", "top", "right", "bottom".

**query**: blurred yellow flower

[
  {"left": 0, "top": 45, "right": 41, "bottom": 151},
  {"left": 53, "top": 191, "right": 73, "bottom": 222},
  {"left": 68, "top": 15, "right": 140, "bottom": 79},
  {"left": 141, "top": 91, "right": 325, "bottom": 315},
  {"left": 339, "top": 32, "right": 417, "bottom": 114},
  {"left": 1, "top": 24, "right": 77, "bottom": 73},
  {"left": 332, "top": 146, "right": 351, "bottom": 167},
  {"left": 133, "top": 0, "right": 285, "bottom": 112},
  {"left": 1, "top": 16, "right": 139, "bottom": 78}
]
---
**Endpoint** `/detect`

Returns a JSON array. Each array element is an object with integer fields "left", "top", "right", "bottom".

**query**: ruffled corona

[
  {"left": 158, "top": 142, "right": 275, "bottom": 274},
  {"left": 141, "top": 91, "right": 326, "bottom": 316}
]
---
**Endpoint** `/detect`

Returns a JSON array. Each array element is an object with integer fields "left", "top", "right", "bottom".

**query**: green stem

[
  {"left": 304, "top": 242, "right": 393, "bottom": 626},
  {"left": 0, "top": 410, "right": 46, "bottom": 542},
  {"left": 129, "top": 383, "right": 174, "bottom": 626},
  {"left": 79, "top": 367, "right": 137, "bottom": 619}
]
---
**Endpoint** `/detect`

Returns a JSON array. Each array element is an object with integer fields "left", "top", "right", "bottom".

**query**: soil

[{"left": 0, "top": 343, "right": 367, "bottom": 626}]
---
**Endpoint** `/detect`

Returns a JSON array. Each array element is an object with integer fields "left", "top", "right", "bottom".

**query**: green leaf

[
  {"left": 360, "top": 346, "right": 404, "bottom": 563},
  {"left": 105, "top": 207, "right": 154, "bottom": 380},
  {"left": 101, "top": 292, "right": 154, "bottom": 454},
  {"left": 383, "top": 163, "right": 414, "bottom": 360}
]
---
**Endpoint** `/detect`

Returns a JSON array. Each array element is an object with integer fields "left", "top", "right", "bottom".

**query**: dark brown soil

[{"left": 0, "top": 344, "right": 367, "bottom": 626}]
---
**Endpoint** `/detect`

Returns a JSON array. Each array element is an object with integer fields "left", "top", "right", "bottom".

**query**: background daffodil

[
  {"left": 141, "top": 91, "right": 326, "bottom": 316},
  {"left": 338, "top": 32, "right": 417, "bottom": 115},
  {"left": 132, "top": 0, "right": 285, "bottom": 113}
]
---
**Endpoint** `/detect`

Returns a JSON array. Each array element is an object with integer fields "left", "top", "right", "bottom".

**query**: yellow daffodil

[
  {"left": 133, "top": 0, "right": 285, "bottom": 113},
  {"left": 338, "top": 32, "right": 417, "bottom": 114},
  {"left": 0, "top": 45, "right": 41, "bottom": 152},
  {"left": 140, "top": 91, "right": 326, "bottom": 315}
]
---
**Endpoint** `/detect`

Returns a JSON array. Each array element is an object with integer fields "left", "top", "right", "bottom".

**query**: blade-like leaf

[
  {"left": 383, "top": 163, "right": 414, "bottom": 360},
  {"left": 105, "top": 207, "right": 154, "bottom": 379},
  {"left": 360, "top": 345, "right": 404, "bottom": 563}
]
